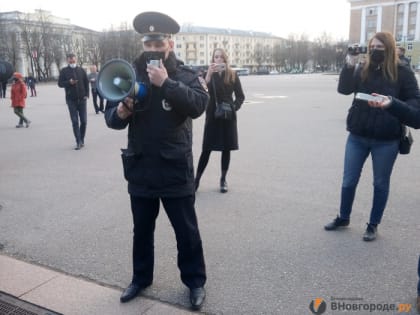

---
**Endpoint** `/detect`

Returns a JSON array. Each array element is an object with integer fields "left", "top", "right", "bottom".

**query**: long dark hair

[{"left": 361, "top": 31, "right": 398, "bottom": 82}]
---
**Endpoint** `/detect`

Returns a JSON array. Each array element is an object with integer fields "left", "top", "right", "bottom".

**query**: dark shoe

[
  {"left": 324, "top": 216, "right": 350, "bottom": 231},
  {"left": 16, "top": 124, "right": 24, "bottom": 128},
  {"left": 362, "top": 223, "right": 377, "bottom": 241},
  {"left": 74, "top": 143, "right": 81, "bottom": 150},
  {"left": 120, "top": 283, "right": 145, "bottom": 303},
  {"left": 25, "top": 120, "right": 31, "bottom": 128},
  {"left": 220, "top": 179, "right": 228, "bottom": 193},
  {"left": 190, "top": 287, "right": 206, "bottom": 310}
]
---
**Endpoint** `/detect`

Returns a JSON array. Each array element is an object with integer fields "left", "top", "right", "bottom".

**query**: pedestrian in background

[
  {"left": 11, "top": 72, "right": 30, "bottom": 128},
  {"left": 396, "top": 46, "right": 411, "bottom": 69},
  {"left": 195, "top": 48, "right": 245, "bottom": 193},
  {"left": 104, "top": 11, "right": 208, "bottom": 310},
  {"left": 324, "top": 31, "right": 420, "bottom": 241},
  {"left": 1, "top": 79, "right": 7, "bottom": 98},
  {"left": 88, "top": 65, "right": 104, "bottom": 114},
  {"left": 27, "top": 74, "right": 37, "bottom": 97},
  {"left": 58, "top": 53, "right": 89, "bottom": 150}
]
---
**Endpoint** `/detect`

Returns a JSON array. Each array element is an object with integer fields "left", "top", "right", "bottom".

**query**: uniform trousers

[{"left": 129, "top": 194, "right": 206, "bottom": 289}]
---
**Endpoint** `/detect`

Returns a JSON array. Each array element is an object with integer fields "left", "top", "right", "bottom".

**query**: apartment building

[
  {"left": 176, "top": 25, "right": 283, "bottom": 71},
  {"left": 349, "top": 0, "right": 420, "bottom": 68}
]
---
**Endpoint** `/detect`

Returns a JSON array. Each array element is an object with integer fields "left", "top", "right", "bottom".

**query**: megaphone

[
  {"left": 0, "top": 61, "right": 14, "bottom": 82},
  {"left": 96, "top": 59, "right": 147, "bottom": 102}
]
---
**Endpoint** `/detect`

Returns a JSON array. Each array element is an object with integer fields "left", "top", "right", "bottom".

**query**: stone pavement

[{"left": 0, "top": 254, "right": 197, "bottom": 314}]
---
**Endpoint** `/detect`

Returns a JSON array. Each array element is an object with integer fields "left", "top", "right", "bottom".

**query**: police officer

[{"left": 104, "top": 11, "right": 209, "bottom": 310}]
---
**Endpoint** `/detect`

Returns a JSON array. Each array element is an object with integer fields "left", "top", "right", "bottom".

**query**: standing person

[
  {"left": 27, "top": 75, "right": 37, "bottom": 97},
  {"left": 58, "top": 53, "right": 89, "bottom": 150},
  {"left": 1, "top": 79, "right": 7, "bottom": 98},
  {"left": 396, "top": 46, "right": 411, "bottom": 69},
  {"left": 11, "top": 72, "right": 30, "bottom": 128},
  {"left": 195, "top": 48, "right": 245, "bottom": 193},
  {"left": 88, "top": 65, "right": 104, "bottom": 114},
  {"left": 324, "top": 32, "right": 420, "bottom": 241},
  {"left": 104, "top": 11, "right": 208, "bottom": 310}
]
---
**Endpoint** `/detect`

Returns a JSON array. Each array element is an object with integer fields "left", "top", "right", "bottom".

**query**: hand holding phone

[
  {"left": 215, "top": 63, "right": 226, "bottom": 72},
  {"left": 148, "top": 60, "right": 160, "bottom": 68},
  {"left": 355, "top": 92, "right": 384, "bottom": 102}
]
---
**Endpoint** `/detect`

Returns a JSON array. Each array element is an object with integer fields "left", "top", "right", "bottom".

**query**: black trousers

[
  {"left": 91, "top": 88, "right": 104, "bottom": 113},
  {"left": 129, "top": 195, "right": 206, "bottom": 289}
]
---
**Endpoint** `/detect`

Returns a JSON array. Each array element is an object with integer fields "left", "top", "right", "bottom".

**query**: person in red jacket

[{"left": 11, "top": 72, "right": 31, "bottom": 128}]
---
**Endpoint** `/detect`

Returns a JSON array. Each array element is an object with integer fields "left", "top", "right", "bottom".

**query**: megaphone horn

[{"left": 97, "top": 59, "right": 147, "bottom": 102}]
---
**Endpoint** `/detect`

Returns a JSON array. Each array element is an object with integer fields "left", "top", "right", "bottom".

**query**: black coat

[
  {"left": 58, "top": 66, "right": 89, "bottom": 101},
  {"left": 105, "top": 57, "right": 209, "bottom": 198},
  {"left": 202, "top": 71, "right": 245, "bottom": 151},
  {"left": 338, "top": 63, "right": 420, "bottom": 140}
]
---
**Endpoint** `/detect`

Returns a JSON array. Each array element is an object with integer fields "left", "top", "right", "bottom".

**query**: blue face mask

[{"left": 69, "top": 63, "right": 76, "bottom": 68}]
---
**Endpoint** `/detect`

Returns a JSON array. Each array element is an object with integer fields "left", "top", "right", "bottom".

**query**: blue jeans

[
  {"left": 66, "top": 99, "right": 87, "bottom": 145},
  {"left": 339, "top": 133, "right": 399, "bottom": 224}
]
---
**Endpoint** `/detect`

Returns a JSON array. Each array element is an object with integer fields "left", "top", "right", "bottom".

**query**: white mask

[{"left": 69, "top": 64, "right": 76, "bottom": 69}]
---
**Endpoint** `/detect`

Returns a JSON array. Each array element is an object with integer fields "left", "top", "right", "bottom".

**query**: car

[
  {"left": 255, "top": 69, "right": 269, "bottom": 75},
  {"left": 269, "top": 70, "right": 279, "bottom": 75},
  {"left": 232, "top": 68, "right": 250, "bottom": 76}
]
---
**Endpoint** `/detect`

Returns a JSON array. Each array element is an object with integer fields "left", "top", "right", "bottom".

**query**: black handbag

[
  {"left": 399, "top": 125, "right": 413, "bottom": 154},
  {"left": 212, "top": 78, "right": 233, "bottom": 120}
]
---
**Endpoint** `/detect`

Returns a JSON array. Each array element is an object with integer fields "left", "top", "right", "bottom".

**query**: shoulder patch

[{"left": 198, "top": 76, "right": 208, "bottom": 92}]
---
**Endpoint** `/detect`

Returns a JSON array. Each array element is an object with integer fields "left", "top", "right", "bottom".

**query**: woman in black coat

[
  {"left": 324, "top": 31, "right": 420, "bottom": 241},
  {"left": 195, "top": 48, "right": 245, "bottom": 193}
]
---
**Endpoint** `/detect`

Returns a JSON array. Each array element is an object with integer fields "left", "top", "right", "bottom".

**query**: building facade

[
  {"left": 176, "top": 25, "right": 283, "bottom": 71},
  {"left": 349, "top": 0, "right": 420, "bottom": 68},
  {"left": 0, "top": 10, "right": 284, "bottom": 78}
]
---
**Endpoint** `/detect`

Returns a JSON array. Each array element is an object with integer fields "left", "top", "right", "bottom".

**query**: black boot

[{"left": 220, "top": 170, "right": 228, "bottom": 193}]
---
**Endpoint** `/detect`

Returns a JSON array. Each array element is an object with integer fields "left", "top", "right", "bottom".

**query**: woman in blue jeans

[{"left": 324, "top": 31, "right": 420, "bottom": 241}]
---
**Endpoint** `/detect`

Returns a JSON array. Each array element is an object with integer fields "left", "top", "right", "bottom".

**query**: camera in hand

[{"left": 348, "top": 45, "right": 367, "bottom": 56}]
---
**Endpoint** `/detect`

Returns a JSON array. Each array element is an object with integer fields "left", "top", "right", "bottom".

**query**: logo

[
  {"left": 162, "top": 99, "right": 172, "bottom": 111},
  {"left": 309, "top": 298, "right": 327, "bottom": 315}
]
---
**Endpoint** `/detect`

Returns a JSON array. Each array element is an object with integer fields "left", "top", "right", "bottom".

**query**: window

[
  {"left": 408, "top": 43, "right": 413, "bottom": 50},
  {"left": 367, "top": 7, "right": 377, "bottom": 15},
  {"left": 410, "top": 2, "right": 417, "bottom": 12},
  {"left": 398, "top": 4, "right": 405, "bottom": 13}
]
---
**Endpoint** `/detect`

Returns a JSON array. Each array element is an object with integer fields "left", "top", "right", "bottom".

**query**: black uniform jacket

[
  {"left": 202, "top": 71, "right": 245, "bottom": 151},
  {"left": 387, "top": 97, "right": 420, "bottom": 129},
  {"left": 338, "top": 63, "right": 420, "bottom": 140},
  {"left": 105, "top": 57, "right": 209, "bottom": 198},
  {"left": 58, "top": 66, "right": 89, "bottom": 101}
]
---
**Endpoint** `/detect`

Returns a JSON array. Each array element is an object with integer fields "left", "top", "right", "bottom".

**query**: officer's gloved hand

[{"left": 345, "top": 54, "right": 359, "bottom": 67}]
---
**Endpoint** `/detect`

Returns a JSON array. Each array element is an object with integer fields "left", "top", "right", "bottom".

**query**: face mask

[
  {"left": 370, "top": 49, "right": 385, "bottom": 64},
  {"left": 143, "top": 51, "right": 166, "bottom": 64},
  {"left": 69, "top": 63, "right": 76, "bottom": 68}
]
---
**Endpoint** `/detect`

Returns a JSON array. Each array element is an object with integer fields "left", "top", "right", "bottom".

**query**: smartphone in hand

[{"left": 355, "top": 92, "right": 383, "bottom": 102}]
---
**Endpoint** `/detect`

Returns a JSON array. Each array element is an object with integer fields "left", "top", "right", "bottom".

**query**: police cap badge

[{"left": 133, "top": 11, "right": 180, "bottom": 42}]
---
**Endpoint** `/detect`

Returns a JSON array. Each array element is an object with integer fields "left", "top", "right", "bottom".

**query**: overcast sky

[{"left": 1, "top": 0, "right": 351, "bottom": 40}]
